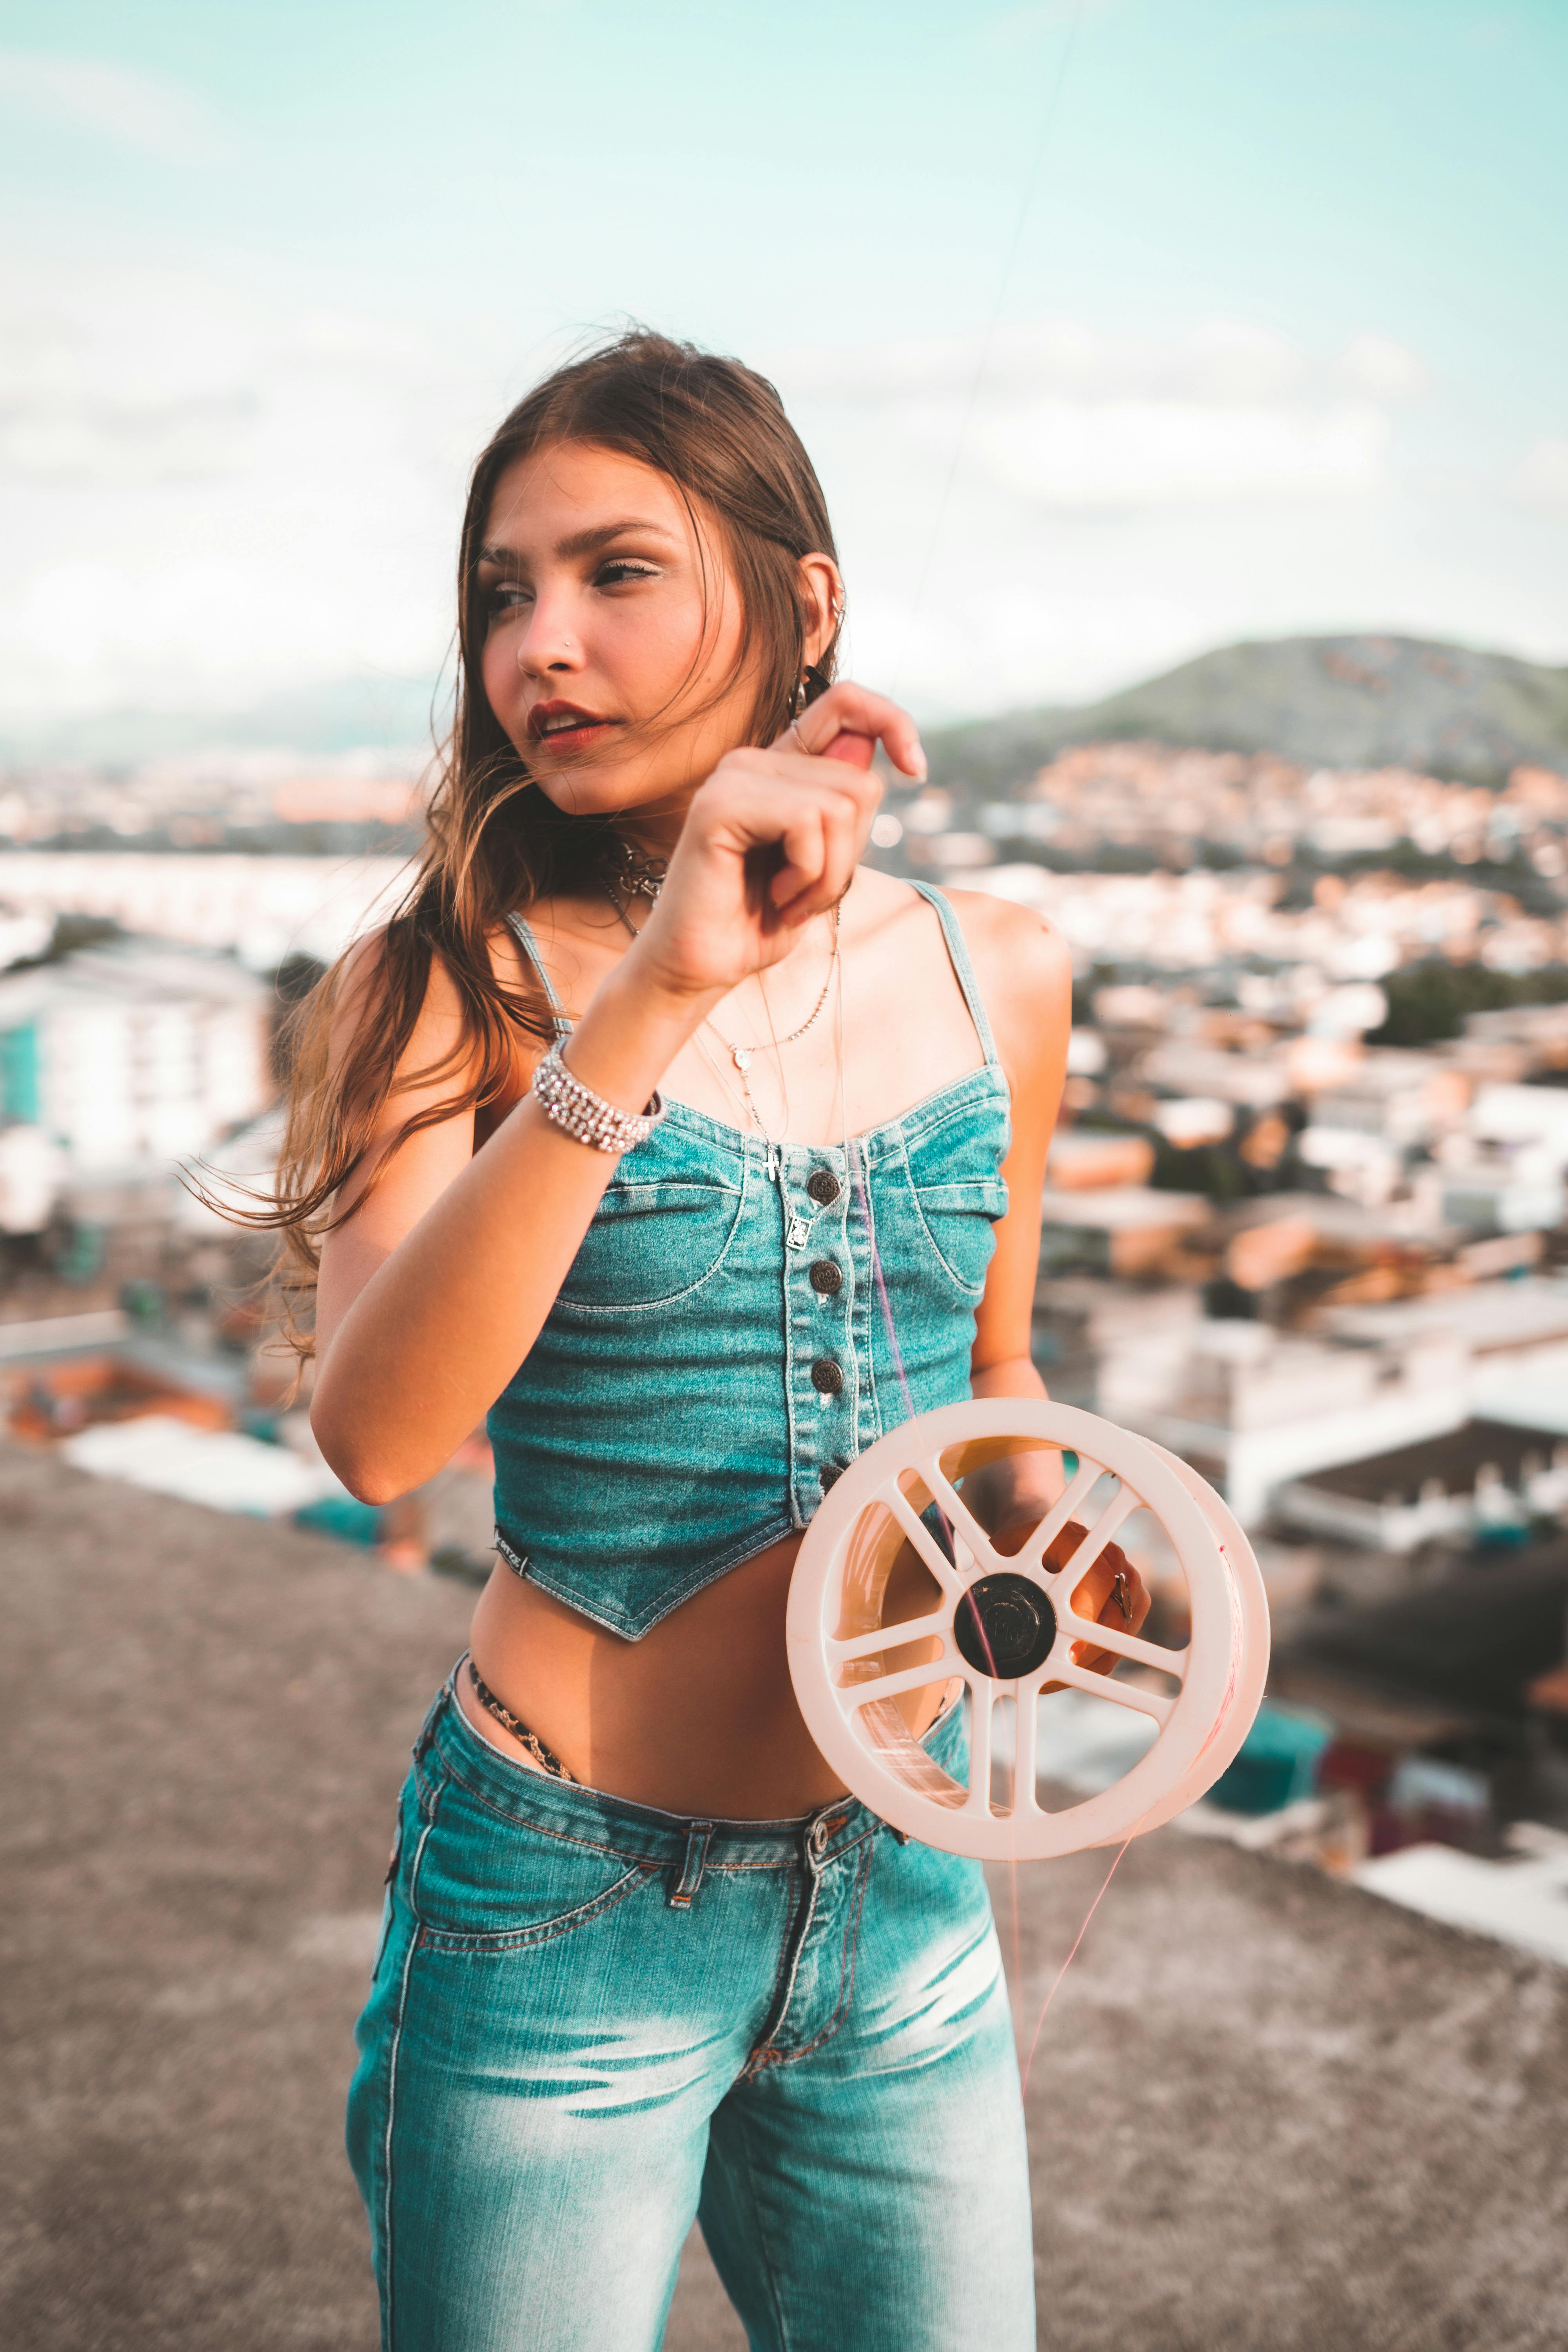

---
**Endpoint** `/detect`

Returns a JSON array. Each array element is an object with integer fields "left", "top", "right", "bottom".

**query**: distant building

[
  {"left": 1037, "top": 1184, "right": 1211, "bottom": 1279},
  {"left": 1129, "top": 1318, "right": 1470, "bottom": 1524},
  {"left": 0, "top": 941, "right": 272, "bottom": 1201},
  {"left": 1276, "top": 1418, "right": 1568, "bottom": 1551}
]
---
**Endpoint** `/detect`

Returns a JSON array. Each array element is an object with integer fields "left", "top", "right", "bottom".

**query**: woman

[{"left": 277, "top": 330, "right": 1147, "bottom": 2350}]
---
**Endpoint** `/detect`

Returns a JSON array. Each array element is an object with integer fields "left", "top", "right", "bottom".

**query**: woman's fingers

[
  {"left": 777, "top": 680, "right": 926, "bottom": 780},
  {"left": 1067, "top": 1548, "right": 1151, "bottom": 1675},
  {"left": 821, "top": 730, "right": 877, "bottom": 771},
  {"left": 772, "top": 798, "right": 860, "bottom": 917},
  {"left": 773, "top": 803, "right": 828, "bottom": 911},
  {"left": 1033, "top": 1524, "right": 1155, "bottom": 1686},
  {"left": 747, "top": 750, "right": 878, "bottom": 912}
]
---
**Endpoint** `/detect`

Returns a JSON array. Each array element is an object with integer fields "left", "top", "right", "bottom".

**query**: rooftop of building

[
  {"left": 4, "top": 1440, "right": 1568, "bottom": 2350},
  {"left": 1279, "top": 1534, "right": 1568, "bottom": 1721},
  {"left": 1289, "top": 1415, "right": 1568, "bottom": 1503},
  {"left": 1321, "top": 1272, "right": 1568, "bottom": 1352},
  {"left": 1038, "top": 1183, "right": 1212, "bottom": 1230}
]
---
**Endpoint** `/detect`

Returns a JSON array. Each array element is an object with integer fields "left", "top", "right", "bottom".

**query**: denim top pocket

[{"left": 486, "top": 882, "right": 1011, "bottom": 1639}]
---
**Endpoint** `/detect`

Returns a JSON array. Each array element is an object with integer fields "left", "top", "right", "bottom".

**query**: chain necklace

[
  {"left": 691, "top": 1025, "right": 783, "bottom": 1165},
  {"left": 605, "top": 852, "right": 838, "bottom": 1071},
  {"left": 692, "top": 951, "right": 846, "bottom": 1191},
  {"left": 707, "top": 906, "right": 839, "bottom": 1074},
  {"left": 605, "top": 880, "right": 840, "bottom": 1176}
]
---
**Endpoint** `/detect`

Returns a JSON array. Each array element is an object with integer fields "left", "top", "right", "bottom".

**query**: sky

[{"left": 2, "top": 0, "right": 1566, "bottom": 743}]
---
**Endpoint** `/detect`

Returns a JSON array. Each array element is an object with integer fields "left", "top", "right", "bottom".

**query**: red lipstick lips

[{"left": 528, "top": 699, "right": 614, "bottom": 749}]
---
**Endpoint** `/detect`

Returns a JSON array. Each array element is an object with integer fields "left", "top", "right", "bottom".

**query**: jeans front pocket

[
  {"left": 553, "top": 1171, "right": 747, "bottom": 1315},
  {"left": 909, "top": 1176, "right": 1010, "bottom": 1294},
  {"left": 410, "top": 1763, "right": 660, "bottom": 1954}
]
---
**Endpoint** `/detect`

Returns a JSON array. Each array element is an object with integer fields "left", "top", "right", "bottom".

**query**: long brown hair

[{"left": 257, "top": 328, "right": 842, "bottom": 1350}]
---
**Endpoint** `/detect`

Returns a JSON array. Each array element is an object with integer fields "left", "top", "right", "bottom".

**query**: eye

[
  {"left": 595, "top": 560, "right": 659, "bottom": 588},
  {"left": 485, "top": 581, "right": 531, "bottom": 619}
]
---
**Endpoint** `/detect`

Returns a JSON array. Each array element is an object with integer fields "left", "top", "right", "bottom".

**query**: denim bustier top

[{"left": 486, "top": 882, "right": 1011, "bottom": 1639}]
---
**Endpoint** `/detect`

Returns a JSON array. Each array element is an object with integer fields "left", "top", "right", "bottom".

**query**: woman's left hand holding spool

[{"left": 992, "top": 1512, "right": 1153, "bottom": 1680}]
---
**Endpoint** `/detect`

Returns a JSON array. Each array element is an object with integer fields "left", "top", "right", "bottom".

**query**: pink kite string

[
  {"left": 845, "top": 0, "right": 1089, "bottom": 1930},
  {"left": 849, "top": 1142, "right": 1131, "bottom": 2085},
  {"left": 1020, "top": 1834, "right": 1135, "bottom": 2097}
]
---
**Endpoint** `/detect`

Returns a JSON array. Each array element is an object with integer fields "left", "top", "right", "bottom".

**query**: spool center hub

[{"left": 953, "top": 1572, "right": 1057, "bottom": 1680}]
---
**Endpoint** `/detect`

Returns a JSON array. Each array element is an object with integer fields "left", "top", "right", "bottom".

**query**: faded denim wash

[
  {"left": 486, "top": 882, "right": 1012, "bottom": 1637},
  {"left": 348, "top": 1671, "right": 1034, "bottom": 2351}
]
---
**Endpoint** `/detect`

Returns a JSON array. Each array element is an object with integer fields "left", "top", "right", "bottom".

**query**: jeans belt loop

[
  {"left": 668, "top": 1820, "right": 715, "bottom": 1909},
  {"left": 412, "top": 1678, "right": 450, "bottom": 1769}
]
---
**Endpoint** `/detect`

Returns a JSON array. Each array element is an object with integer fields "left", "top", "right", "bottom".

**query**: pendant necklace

[
  {"left": 701, "top": 904, "right": 839, "bottom": 1167},
  {"left": 605, "top": 872, "right": 840, "bottom": 1179},
  {"left": 691, "top": 1027, "right": 784, "bottom": 1176},
  {"left": 706, "top": 907, "right": 840, "bottom": 1077}
]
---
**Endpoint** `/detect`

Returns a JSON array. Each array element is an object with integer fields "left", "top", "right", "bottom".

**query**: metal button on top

[
  {"left": 809, "top": 1258, "right": 842, "bottom": 1296},
  {"left": 811, "top": 1357, "right": 844, "bottom": 1395},
  {"left": 807, "top": 1168, "right": 840, "bottom": 1206},
  {"left": 808, "top": 1818, "right": 830, "bottom": 1858}
]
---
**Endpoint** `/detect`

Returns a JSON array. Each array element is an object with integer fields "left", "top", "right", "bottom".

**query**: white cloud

[
  {"left": 962, "top": 395, "right": 1387, "bottom": 507},
  {"left": 2, "top": 275, "right": 1561, "bottom": 740},
  {"left": 770, "top": 320, "right": 1394, "bottom": 513},
  {"left": 768, "top": 318, "right": 1307, "bottom": 407},
  {"left": 0, "top": 252, "right": 506, "bottom": 720},
  {"left": 1334, "top": 334, "right": 1429, "bottom": 402},
  {"left": 766, "top": 319, "right": 1568, "bottom": 718},
  {"left": 1506, "top": 437, "right": 1568, "bottom": 512},
  {"left": 0, "top": 51, "right": 232, "bottom": 165}
]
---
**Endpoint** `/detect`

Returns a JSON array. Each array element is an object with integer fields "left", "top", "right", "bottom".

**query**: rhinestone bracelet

[{"left": 531, "top": 1040, "right": 667, "bottom": 1155}]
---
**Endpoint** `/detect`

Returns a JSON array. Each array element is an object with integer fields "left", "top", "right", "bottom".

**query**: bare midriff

[{"left": 459, "top": 1532, "right": 952, "bottom": 1818}]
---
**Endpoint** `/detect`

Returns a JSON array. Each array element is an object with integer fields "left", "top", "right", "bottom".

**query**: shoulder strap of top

[
  {"left": 907, "top": 880, "right": 999, "bottom": 1067},
  {"left": 506, "top": 912, "right": 573, "bottom": 1037}
]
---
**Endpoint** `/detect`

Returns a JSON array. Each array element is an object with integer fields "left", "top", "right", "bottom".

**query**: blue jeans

[{"left": 347, "top": 1668, "right": 1034, "bottom": 2350}]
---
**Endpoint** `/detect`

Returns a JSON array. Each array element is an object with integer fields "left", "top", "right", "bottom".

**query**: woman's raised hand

[{"left": 627, "top": 683, "right": 926, "bottom": 1003}]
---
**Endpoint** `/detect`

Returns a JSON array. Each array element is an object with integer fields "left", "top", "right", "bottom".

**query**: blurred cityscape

[{"left": 4, "top": 633, "right": 1568, "bottom": 1969}]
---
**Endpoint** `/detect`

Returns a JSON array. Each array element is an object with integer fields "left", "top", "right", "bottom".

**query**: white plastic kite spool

[{"left": 787, "top": 1398, "right": 1270, "bottom": 1860}]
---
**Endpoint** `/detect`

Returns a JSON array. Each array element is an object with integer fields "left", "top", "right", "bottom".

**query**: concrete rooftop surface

[{"left": 3, "top": 1441, "right": 1566, "bottom": 2352}]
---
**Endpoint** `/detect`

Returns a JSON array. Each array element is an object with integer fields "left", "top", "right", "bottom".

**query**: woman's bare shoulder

[
  {"left": 325, "top": 922, "right": 470, "bottom": 1069},
  {"left": 862, "top": 872, "right": 1070, "bottom": 1005},
  {"left": 934, "top": 885, "right": 1072, "bottom": 1092}
]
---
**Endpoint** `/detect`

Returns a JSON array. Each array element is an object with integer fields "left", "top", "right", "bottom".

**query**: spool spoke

[
  {"left": 845, "top": 1659, "right": 956, "bottom": 1709},
  {"left": 1042, "top": 1484, "right": 1141, "bottom": 1591},
  {"left": 1012, "top": 1456, "right": 1108, "bottom": 1576},
  {"left": 918, "top": 1456, "right": 1002, "bottom": 1580},
  {"left": 1047, "top": 1660, "right": 1175, "bottom": 1723},
  {"left": 882, "top": 1483, "right": 969, "bottom": 1595},
  {"left": 965, "top": 1680, "right": 995, "bottom": 1813},
  {"left": 1012, "top": 1687, "right": 1041, "bottom": 1815},
  {"left": 829, "top": 1611, "right": 950, "bottom": 1665},
  {"left": 1055, "top": 1612, "right": 1190, "bottom": 1679}
]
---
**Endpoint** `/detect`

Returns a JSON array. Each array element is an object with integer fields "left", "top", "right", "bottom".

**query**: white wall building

[
  {"left": 0, "top": 943, "right": 272, "bottom": 1200},
  {"left": 0, "top": 851, "right": 407, "bottom": 970},
  {"left": 1131, "top": 1319, "right": 1471, "bottom": 1524}
]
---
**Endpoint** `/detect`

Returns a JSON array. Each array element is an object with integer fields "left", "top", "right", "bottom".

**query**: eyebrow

[{"left": 477, "top": 517, "right": 680, "bottom": 567}]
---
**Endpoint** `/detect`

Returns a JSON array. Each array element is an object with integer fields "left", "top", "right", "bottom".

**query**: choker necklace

[{"left": 603, "top": 834, "right": 668, "bottom": 900}]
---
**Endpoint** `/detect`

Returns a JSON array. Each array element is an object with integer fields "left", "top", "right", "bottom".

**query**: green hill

[
  {"left": 7, "top": 632, "right": 1567, "bottom": 789},
  {"left": 925, "top": 634, "right": 1568, "bottom": 795},
  {"left": 0, "top": 674, "right": 444, "bottom": 766}
]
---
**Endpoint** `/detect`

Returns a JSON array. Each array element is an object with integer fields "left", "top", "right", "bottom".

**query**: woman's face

[{"left": 477, "top": 439, "right": 765, "bottom": 835}]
